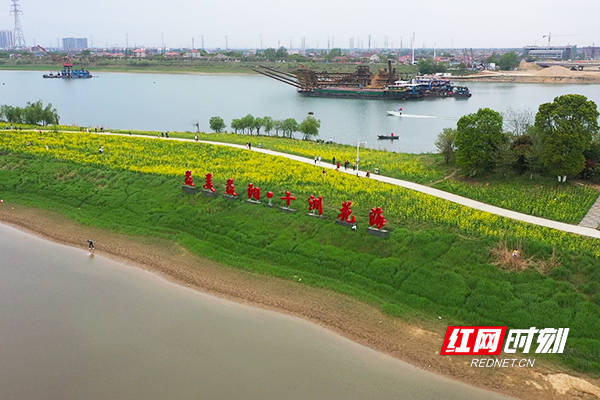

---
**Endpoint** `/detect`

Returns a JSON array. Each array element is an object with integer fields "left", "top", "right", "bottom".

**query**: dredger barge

[{"left": 253, "top": 61, "right": 471, "bottom": 100}]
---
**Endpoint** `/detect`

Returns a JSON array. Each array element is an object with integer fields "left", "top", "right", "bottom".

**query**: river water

[
  {"left": 0, "top": 223, "right": 509, "bottom": 399},
  {"left": 1, "top": 70, "right": 599, "bottom": 153}
]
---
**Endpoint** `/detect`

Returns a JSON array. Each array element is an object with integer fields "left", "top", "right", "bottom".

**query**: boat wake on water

[
  {"left": 396, "top": 113, "right": 438, "bottom": 119},
  {"left": 387, "top": 111, "right": 457, "bottom": 120}
]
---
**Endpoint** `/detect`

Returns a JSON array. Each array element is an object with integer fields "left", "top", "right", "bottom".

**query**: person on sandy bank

[{"left": 87, "top": 239, "right": 95, "bottom": 252}]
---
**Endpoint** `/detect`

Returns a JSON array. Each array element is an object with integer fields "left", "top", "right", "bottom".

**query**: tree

[
  {"left": 328, "top": 48, "right": 342, "bottom": 58},
  {"left": 0, "top": 105, "right": 23, "bottom": 123},
  {"left": 209, "top": 116, "right": 226, "bottom": 133},
  {"left": 1, "top": 101, "right": 59, "bottom": 125},
  {"left": 498, "top": 52, "right": 520, "bottom": 71},
  {"left": 252, "top": 117, "right": 264, "bottom": 135},
  {"left": 231, "top": 118, "right": 242, "bottom": 134},
  {"left": 275, "top": 46, "right": 288, "bottom": 60},
  {"left": 240, "top": 114, "right": 255, "bottom": 134},
  {"left": 454, "top": 108, "right": 506, "bottom": 175},
  {"left": 298, "top": 116, "right": 320, "bottom": 139},
  {"left": 417, "top": 58, "right": 435, "bottom": 74},
  {"left": 509, "top": 134, "right": 535, "bottom": 174},
  {"left": 503, "top": 108, "right": 533, "bottom": 136},
  {"left": 534, "top": 94, "right": 599, "bottom": 181},
  {"left": 273, "top": 120, "right": 283, "bottom": 136},
  {"left": 281, "top": 118, "right": 298, "bottom": 138},
  {"left": 417, "top": 58, "right": 447, "bottom": 75},
  {"left": 262, "top": 48, "right": 277, "bottom": 61},
  {"left": 485, "top": 53, "right": 499, "bottom": 65},
  {"left": 435, "top": 128, "right": 456, "bottom": 164},
  {"left": 261, "top": 116, "right": 274, "bottom": 135}
]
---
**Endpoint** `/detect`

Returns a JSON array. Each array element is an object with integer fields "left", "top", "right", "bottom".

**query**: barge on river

[
  {"left": 43, "top": 65, "right": 92, "bottom": 79},
  {"left": 253, "top": 61, "right": 471, "bottom": 100}
]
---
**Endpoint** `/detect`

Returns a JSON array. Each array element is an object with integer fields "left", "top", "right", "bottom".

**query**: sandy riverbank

[
  {"left": 452, "top": 65, "right": 600, "bottom": 84},
  {"left": 1, "top": 202, "right": 599, "bottom": 399}
]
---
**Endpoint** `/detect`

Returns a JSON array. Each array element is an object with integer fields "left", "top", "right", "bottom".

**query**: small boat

[
  {"left": 387, "top": 107, "right": 403, "bottom": 117},
  {"left": 377, "top": 134, "right": 399, "bottom": 140}
]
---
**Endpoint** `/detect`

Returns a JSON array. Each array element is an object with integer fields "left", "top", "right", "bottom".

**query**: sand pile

[
  {"left": 536, "top": 65, "right": 578, "bottom": 76},
  {"left": 519, "top": 60, "right": 542, "bottom": 71}
]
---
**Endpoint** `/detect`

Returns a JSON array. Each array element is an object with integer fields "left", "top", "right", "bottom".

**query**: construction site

[{"left": 452, "top": 60, "right": 600, "bottom": 84}]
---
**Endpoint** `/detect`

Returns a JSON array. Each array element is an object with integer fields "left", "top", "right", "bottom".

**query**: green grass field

[
  {"left": 1, "top": 129, "right": 600, "bottom": 374},
  {"left": 2, "top": 124, "right": 597, "bottom": 224},
  {"left": 3, "top": 123, "right": 597, "bottom": 224}
]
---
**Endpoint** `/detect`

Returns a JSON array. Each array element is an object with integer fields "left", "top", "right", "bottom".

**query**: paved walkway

[
  {"left": 579, "top": 195, "right": 600, "bottom": 229},
  {"left": 85, "top": 131, "right": 600, "bottom": 239}
]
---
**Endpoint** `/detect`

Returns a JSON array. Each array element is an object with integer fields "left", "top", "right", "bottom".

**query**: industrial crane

[
  {"left": 35, "top": 45, "right": 91, "bottom": 79},
  {"left": 35, "top": 45, "right": 73, "bottom": 68},
  {"left": 542, "top": 33, "right": 576, "bottom": 46}
]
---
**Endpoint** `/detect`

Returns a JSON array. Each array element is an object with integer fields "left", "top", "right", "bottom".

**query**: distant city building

[
  {"left": 580, "top": 46, "right": 600, "bottom": 60},
  {"left": 62, "top": 37, "right": 88, "bottom": 51},
  {"left": 0, "top": 30, "right": 14, "bottom": 49},
  {"left": 133, "top": 48, "right": 146, "bottom": 58},
  {"left": 523, "top": 45, "right": 577, "bottom": 60}
]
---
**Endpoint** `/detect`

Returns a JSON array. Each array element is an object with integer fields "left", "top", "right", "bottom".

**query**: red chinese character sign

[
  {"left": 182, "top": 170, "right": 198, "bottom": 194},
  {"left": 367, "top": 206, "right": 389, "bottom": 238},
  {"left": 203, "top": 173, "right": 216, "bottom": 192},
  {"left": 247, "top": 183, "right": 261, "bottom": 204},
  {"left": 369, "top": 207, "right": 387, "bottom": 229},
  {"left": 224, "top": 178, "right": 239, "bottom": 200},
  {"left": 307, "top": 195, "right": 324, "bottom": 216},
  {"left": 337, "top": 201, "right": 356, "bottom": 225},
  {"left": 184, "top": 170, "right": 194, "bottom": 186},
  {"left": 201, "top": 172, "right": 217, "bottom": 197},
  {"left": 280, "top": 191, "right": 297, "bottom": 213}
]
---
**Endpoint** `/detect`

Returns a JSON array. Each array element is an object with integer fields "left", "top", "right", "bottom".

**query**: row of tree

[
  {"left": 209, "top": 115, "right": 321, "bottom": 139},
  {"left": 485, "top": 52, "right": 521, "bottom": 70},
  {"left": 436, "top": 94, "right": 600, "bottom": 182},
  {"left": 417, "top": 58, "right": 448, "bottom": 75},
  {"left": 0, "top": 101, "right": 60, "bottom": 126}
]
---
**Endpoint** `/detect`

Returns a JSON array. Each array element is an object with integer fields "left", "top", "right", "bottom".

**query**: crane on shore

[{"left": 542, "top": 33, "right": 576, "bottom": 46}]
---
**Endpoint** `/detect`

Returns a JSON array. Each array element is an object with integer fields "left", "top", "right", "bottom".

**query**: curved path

[{"left": 90, "top": 131, "right": 600, "bottom": 239}]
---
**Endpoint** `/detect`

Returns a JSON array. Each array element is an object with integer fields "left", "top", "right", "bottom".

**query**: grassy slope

[
  {"left": 110, "top": 128, "right": 600, "bottom": 224},
  {"left": 1, "top": 130, "right": 599, "bottom": 374},
  {"left": 2, "top": 124, "right": 597, "bottom": 223}
]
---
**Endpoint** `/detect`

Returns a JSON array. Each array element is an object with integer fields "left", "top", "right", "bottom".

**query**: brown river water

[{"left": 0, "top": 223, "right": 509, "bottom": 399}]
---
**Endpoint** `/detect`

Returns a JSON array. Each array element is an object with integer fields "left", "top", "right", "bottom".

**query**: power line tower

[{"left": 10, "top": 0, "right": 26, "bottom": 49}]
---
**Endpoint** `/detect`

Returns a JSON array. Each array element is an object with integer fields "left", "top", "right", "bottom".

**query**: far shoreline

[
  {"left": 0, "top": 66, "right": 257, "bottom": 76},
  {"left": 0, "top": 203, "right": 598, "bottom": 399},
  {"left": 2, "top": 65, "right": 600, "bottom": 83}
]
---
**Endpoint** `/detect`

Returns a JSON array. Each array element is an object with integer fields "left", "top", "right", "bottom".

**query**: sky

[{"left": 2, "top": 0, "right": 599, "bottom": 49}]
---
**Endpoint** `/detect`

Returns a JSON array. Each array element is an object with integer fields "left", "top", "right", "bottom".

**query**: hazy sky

[{"left": 2, "top": 0, "right": 599, "bottom": 49}]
